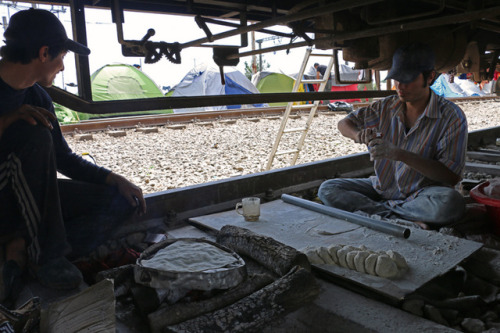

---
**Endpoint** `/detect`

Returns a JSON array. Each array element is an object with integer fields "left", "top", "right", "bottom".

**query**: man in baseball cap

[
  {"left": 4, "top": 8, "right": 90, "bottom": 57},
  {"left": 385, "top": 42, "right": 435, "bottom": 84},
  {"left": 0, "top": 8, "right": 146, "bottom": 305},
  {"left": 318, "top": 42, "right": 468, "bottom": 230}
]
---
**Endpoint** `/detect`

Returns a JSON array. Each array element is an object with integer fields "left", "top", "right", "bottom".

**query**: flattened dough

[
  {"left": 327, "top": 245, "right": 342, "bottom": 264},
  {"left": 346, "top": 251, "right": 358, "bottom": 270},
  {"left": 317, "top": 247, "right": 335, "bottom": 264},
  {"left": 375, "top": 255, "right": 399, "bottom": 278},
  {"left": 365, "top": 253, "right": 378, "bottom": 276},
  {"left": 337, "top": 246, "right": 354, "bottom": 268},
  {"left": 386, "top": 250, "right": 408, "bottom": 270},
  {"left": 302, "top": 247, "right": 324, "bottom": 265},
  {"left": 354, "top": 251, "right": 370, "bottom": 273}
]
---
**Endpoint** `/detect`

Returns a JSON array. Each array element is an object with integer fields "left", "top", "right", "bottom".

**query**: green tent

[
  {"left": 61, "top": 64, "right": 172, "bottom": 123},
  {"left": 252, "top": 71, "right": 305, "bottom": 106}
]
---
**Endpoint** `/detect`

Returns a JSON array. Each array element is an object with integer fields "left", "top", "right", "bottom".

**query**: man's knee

[
  {"left": 318, "top": 179, "right": 343, "bottom": 203},
  {"left": 3, "top": 123, "right": 53, "bottom": 157},
  {"left": 423, "top": 188, "right": 465, "bottom": 224}
]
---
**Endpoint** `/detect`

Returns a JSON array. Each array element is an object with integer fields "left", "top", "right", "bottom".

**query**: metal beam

[
  {"left": 180, "top": 0, "right": 383, "bottom": 48},
  {"left": 136, "top": 152, "right": 373, "bottom": 224},
  {"left": 69, "top": 0, "right": 92, "bottom": 100},
  {"left": 45, "top": 86, "right": 396, "bottom": 114}
]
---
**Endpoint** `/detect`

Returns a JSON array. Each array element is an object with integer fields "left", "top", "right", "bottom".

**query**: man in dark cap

[
  {"left": 318, "top": 42, "right": 468, "bottom": 229},
  {"left": 0, "top": 8, "right": 146, "bottom": 300}
]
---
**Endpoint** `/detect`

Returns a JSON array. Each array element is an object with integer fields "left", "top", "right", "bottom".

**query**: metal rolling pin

[{"left": 281, "top": 194, "right": 411, "bottom": 239}]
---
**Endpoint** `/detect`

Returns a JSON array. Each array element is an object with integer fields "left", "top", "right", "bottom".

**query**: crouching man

[
  {"left": 318, "top": 43, "right": 467, "bottom": 229},
  {"left": 0, "top": 9, "right": 147, "bottom": 300}
]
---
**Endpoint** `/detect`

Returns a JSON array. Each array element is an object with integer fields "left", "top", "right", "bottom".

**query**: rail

[{"left": 60, "top": 95, "right": 499, "bottom": 134}]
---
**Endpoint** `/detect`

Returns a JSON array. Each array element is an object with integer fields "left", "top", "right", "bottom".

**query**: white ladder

[{"left": 265, "top": 48, "right": 335, "bottom": 170}]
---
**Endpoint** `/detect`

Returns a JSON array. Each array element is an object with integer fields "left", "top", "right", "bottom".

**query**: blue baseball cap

[
  {"left": 4, "top": 8, "right": 90, "bottom": 56},
  {"left": 385, "top": 42, "right": 435, "bottom": 84}
]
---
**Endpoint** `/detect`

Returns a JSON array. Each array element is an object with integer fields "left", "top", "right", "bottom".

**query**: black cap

[
  {"left": 385, "top": 42, "right": 434, "bottom": 84},
  {"left": 4, "top": 8, "right": 90, "bottom": 56}
]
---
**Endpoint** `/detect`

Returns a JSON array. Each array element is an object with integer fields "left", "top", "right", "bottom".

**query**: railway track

[{"left": 60, "top": 95, "right": 499, "bottom": 134}]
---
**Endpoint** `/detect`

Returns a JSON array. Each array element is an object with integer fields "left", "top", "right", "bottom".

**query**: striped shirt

[{"left": 346, "top": 91, "right": 468, "bottom": 204}]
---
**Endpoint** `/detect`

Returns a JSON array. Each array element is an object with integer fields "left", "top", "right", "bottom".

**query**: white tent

[{"left": 170, "top": 63, "right": 266, "bottom": 113}]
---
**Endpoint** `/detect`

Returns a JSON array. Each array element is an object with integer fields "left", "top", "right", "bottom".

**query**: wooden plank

[{"left": 189, "top": 200, "right": 482, "bottom": 302}]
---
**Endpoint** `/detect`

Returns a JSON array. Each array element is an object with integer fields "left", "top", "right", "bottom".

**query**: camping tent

[
  {"left": 75, "top": 64, "right": 171, "bottom": 120},
  {"left": 252, "top": 71, "right": 307, "bottom": 106},
  {"left": 431, "top": 73, "right": 490, "bottom": 98},
  {"left": 170, "top": 63, "right": 266, "bottom": 113}
]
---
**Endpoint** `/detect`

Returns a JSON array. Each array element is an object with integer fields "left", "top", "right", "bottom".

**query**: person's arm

[
  {"left": 338, "top": 118, "right": 378, "bottom": 144},
  {"left": 105, "top": 172, "right": 147, "bottom": 215},
  {"left": 368, "top": 139, "right": 460, "bottom": 185},
  {"left": 0, "top": 104, "right": 55, "bottom": 139}
]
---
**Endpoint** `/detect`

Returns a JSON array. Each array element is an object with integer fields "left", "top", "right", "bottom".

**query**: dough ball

[
  {"left": 302, "top": 247, "right": 324, "bottom": 265},
  {"left": 386, "top": 250, "right": 408, "bottom": 270},
  {"left": 317, "top": 247, "right": 335, "bottom": 265},
  {"left": 337, "top": 246, "right": 355, "bottom": 268},
  {"left": 354, "top": 251, "right": 370, "bottom": 273},
  {"left": 365, "top": 253, "right": 378, "bottom": 276},
  {"left": 327, "top": 245, "right": 342, "bottom": 264},
  {"left": 375, "top": 255, "right": 399, "bottom": 278},
  {"left": 346, "top": 251, "right": 358, "bottom": 270}
]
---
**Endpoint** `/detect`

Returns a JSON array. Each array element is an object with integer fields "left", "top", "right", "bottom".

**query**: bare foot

[{"left": 413, "top": 221, "right": 430, "bottom": 230}]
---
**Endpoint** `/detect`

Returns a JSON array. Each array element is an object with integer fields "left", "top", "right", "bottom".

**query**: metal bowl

[{"left": 134, "top": 238, "right": 247, "bottom": 291}]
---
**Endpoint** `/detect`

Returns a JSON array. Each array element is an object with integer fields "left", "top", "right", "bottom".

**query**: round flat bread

[
  {"left": 317, "top": 247, "right": 335, "bottom": 265},
  {"left": 386, "top": 250, "right": 408, "bottom": 270},
  {"left": 337, "top": 246, "right": 354, "bottom": 268},
  {"left": 365, "top": 253, "right": 378, "bottom": 276},
  {"left": 141, "top": 240, "right": 239, "bottom": 272},
  {"left": 302, "top": 248, "right": 324, "bottom": 265},
  {"left": 346, "top": 251, "right": 358, "bottom": 270},
  {"left": 354, "top": 251, "right": 370, "bottom": 273},
  {"left": 327, "top": 245, "right": 342, "bottom": 265},
  {"left": 375, "top": 255, "right": 399, "bottom": 278}
]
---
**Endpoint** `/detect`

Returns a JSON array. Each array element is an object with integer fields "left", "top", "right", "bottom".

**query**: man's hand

[
  {"left": 0, "top": 105, "right": 56, "bottom": 137},
  {"left": 355, "top": 128, "right": 378, "bottom": 144},
  {"left": 106, "top": 172, "right": 147, "bottom": 215},
  {"left": 368, "top": 138, "right": 400, "bottom": 161}
]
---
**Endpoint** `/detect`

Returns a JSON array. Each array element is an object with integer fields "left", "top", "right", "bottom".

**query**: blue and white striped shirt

[{"left": 346, "top": 91, "right": 468, "bottom": 204}]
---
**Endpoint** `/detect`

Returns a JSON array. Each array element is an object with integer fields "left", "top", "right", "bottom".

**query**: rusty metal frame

[
  {"left": 40, "top": 0, "right": 500, "bottom": 111},
  {"left": 45, "top": 85, "right": 395, "bottom": 114}
]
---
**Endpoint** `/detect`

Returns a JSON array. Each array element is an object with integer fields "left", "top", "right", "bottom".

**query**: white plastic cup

[{"left": 235, "top": 197, "right": 260, "bottom": 221}]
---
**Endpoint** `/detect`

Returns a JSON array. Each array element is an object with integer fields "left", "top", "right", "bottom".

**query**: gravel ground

[{"left": 65, "top": 100, "right": 500, "bottom": 194}]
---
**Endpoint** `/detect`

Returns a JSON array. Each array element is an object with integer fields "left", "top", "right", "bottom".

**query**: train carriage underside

[{"left": 4, "top": 1, "right": 500, "bottom": 332}]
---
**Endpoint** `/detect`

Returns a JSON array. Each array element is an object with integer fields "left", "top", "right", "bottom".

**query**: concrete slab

[
  {"left": 263, "top": 279, "right": 459, "bottom": 333},
  {"left": 190, "top": 199, "right": 483, "bottom": 302}
]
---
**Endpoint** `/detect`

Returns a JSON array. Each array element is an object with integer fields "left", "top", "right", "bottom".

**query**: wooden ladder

[{"left": 265, "top": 48, "right": 335, "bottom": 170}]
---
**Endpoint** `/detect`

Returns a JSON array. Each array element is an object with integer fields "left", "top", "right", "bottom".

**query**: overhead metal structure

[{"left": 5, "top": 0, "right": 500, "bottom": 113}]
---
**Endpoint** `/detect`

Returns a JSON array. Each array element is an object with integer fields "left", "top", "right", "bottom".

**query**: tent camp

[
  {"left": 252, "top": 71, "right": 308, "bottom": 106},
  {"left": 431, "top": 73, "right": 491, "bottom": 98},
  {"left": 73, "top": 64, "right": 171, "bottom": 121},
  {"left": 169, "top": 63, "right": 266, "bottom": 113}
]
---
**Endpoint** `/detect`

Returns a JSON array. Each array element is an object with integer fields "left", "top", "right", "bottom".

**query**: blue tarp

[{"left": 431, "top": 74, "right": 464, "bottom": 98}]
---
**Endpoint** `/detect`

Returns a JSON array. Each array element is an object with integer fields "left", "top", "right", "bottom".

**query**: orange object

[{"left": 470, "top": 181, "right": 500, "bottom": 235}]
